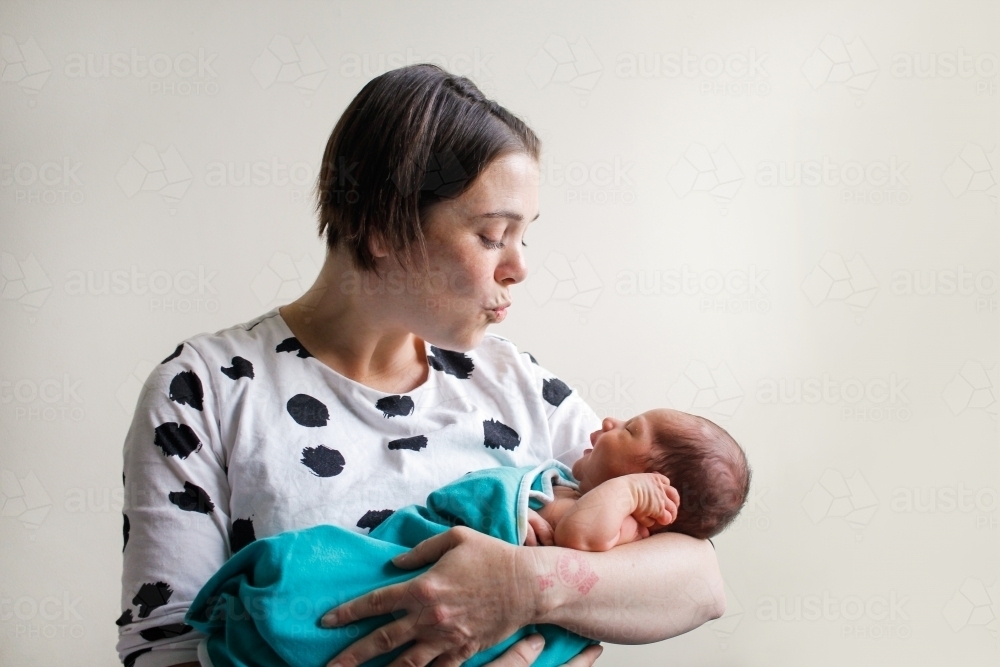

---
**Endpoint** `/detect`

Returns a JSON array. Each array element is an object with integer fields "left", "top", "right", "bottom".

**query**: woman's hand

[
  {"left": 320, "top": 526, "right": 542, "bottom": 667},
  {"left": 480, "top": 635, "right": 603, "bottom": 667}
]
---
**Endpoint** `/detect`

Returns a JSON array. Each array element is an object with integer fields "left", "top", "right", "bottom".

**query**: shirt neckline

[{"left": 267, "top": 306, "right": 436, "bottom": 397}]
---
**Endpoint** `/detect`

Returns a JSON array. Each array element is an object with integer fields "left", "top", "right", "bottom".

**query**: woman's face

[{"left": 386, "top": 152, "right": 539, "bottom": 352}]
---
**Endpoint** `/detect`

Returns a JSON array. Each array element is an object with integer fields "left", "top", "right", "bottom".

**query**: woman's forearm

[{"left": 522, "top": 531, "right": 725, "bottom": 644}]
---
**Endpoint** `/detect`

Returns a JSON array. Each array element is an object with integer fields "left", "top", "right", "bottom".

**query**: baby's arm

[{"left": 551, "top": 474, "right": 678, "bottom": 552}]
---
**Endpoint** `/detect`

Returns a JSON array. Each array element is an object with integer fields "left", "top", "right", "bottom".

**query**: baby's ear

[{"left": 649, "top": 523, "right": 672, "bottom": 535}]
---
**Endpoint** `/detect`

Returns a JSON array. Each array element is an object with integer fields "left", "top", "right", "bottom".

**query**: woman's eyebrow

[{"left": 476, "top": 210, "right": 540, "bottom": 222}]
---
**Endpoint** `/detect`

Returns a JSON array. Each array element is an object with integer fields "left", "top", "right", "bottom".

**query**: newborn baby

[
  {"left": 524, "top": 408, "right": 750, "bottom": 549},
  {"left": 186, "top": 408, "right": 750, "bottom": 667}
]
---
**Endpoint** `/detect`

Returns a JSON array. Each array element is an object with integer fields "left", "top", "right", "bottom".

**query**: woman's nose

[{"left": 497, "top": 245, "right": 529, "bottom": 285}]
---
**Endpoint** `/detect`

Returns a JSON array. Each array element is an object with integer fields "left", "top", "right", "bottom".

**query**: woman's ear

[{"left": 367, "top": 233, "right": 390, "bottom": 259}]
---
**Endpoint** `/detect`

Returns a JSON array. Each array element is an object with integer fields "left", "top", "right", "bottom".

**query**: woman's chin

[{"left": 423, "top": 328, "right": 484, "bottom": 353}]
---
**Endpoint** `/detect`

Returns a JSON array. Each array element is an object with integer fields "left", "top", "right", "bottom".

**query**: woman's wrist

[{"left": 516, "top": 544, "right": 576, "bottom": 625}]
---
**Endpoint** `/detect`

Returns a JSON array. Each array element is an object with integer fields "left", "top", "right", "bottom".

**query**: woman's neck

[{"left": 278, "top": 250, "right": 429, "bottom": 394}]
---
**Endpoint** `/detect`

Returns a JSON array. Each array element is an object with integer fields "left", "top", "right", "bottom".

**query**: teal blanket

[{"left": 185, "top": 459, "right": 600, "bottom": 667}]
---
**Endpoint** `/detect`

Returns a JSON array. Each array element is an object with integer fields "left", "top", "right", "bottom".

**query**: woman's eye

[{"left": 479, "top": 235, "right": 505, "bottom": 249}]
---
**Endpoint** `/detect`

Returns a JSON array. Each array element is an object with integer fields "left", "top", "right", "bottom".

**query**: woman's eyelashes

[
  {"left": 478, "top": 235, "right": 528, "bottom": 249},
  {"left": 478, "top": 235, "right": 504, "bottom": 249}
]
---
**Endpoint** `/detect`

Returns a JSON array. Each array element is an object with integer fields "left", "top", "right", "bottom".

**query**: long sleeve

[{"left": 118, "top": 341, "right": 232, "bottom": 667}]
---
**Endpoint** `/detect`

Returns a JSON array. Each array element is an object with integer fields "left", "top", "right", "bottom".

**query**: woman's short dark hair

[{"left": 314, "top": 64, "right": 541, "bottom": 274}]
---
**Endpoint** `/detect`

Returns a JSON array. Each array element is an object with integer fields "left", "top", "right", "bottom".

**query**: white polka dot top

[{"left": 117, "top": 307, "right": 600, "bottom": 667}]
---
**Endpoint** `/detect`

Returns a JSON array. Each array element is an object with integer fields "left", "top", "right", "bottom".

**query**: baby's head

[{"left": 572, "top": 408, "right": 751, "bottom": 540}]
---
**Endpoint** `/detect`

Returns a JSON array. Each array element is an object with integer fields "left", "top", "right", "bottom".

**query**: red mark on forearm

[
  {"left": 555, "top": 552, "right": 599, "bottom": 595},
  {"left": 537, "top": 574, "right": 554, "bottom": 590}
]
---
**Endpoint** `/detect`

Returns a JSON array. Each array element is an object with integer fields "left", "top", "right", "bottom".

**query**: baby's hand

[
  {"left": 524, "top": 508, "right": 554, "bottom": 546},
  {"left": 626, "top": 473, "right": 680, "bottom": 530}
]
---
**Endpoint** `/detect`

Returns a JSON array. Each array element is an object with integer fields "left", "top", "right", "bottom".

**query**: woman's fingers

[
  {"left": 390, "top": 526, "right": 464, "bottom": 569},
  {"left": 481, "top": 634, "right": 545, "bottom": 667},
  {"left": 325, "top": 614, "right": 417, "bottom": 667},
  {"left": 384, "top": 641, "right": 443, "bottom": 667},
  {"left": 559, "top": 644, "right": 604, "bottom": 666},
  {"left": 321, "top": 579, "right": 410, "bottom": 627}
]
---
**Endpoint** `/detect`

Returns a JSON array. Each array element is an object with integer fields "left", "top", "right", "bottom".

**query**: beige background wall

[{"left": 1, "top": 0, "right": 998, "bottom": 664}]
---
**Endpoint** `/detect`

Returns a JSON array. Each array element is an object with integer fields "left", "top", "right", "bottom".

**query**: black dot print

[
  {"left": 115, "top": 609, "right": 133, "bottom": 627},
  {"left": 153, "top": 422, "right": 202, "bottom": 459},
  {"left": 376, "top": 395, "right": 414, "bottom": 418},
  {"left": 230, "top": 517, "right": 256, "bottom": 553},
  {"left": 357, "top": 509, "right": 394, "bottom": 532},
  {"left": 526, "top": 352, "right": 539, "bottom": 365},
  {"left": 387, "top": 435, "right": 428, "bottom": 452},
  {"left": 221, "top": 356, "right": 255, "bottom": 380},
  {"left": 542, "top": 377, "right": 573, "bottom": 407},
  {"left": 124, "top": 648, "right": 151, "bottom": 667},
  {"left": 168, "top": 481, "right": 215, "bottom": 514},
  {"left": 123, "top": 512, "right": 130, "bottom": 552},
  {"left": 287, "top": 394, "right": 329, "bottom": 427},
  {"left": 168, "top": 370, "right": 204, "bottom": 411},
  {"left": 300, "top": 445, "right": 345, "bottom": 477},
  {"left": 276, "top": 337, "right": 313, "bottom": 358},
  {"left": 140, "top": 623, "right": 194, "bottom": 641},
  {"left": 160, "top": 344, "right": 183, "bottom": 364},
  {"left": 483, "top": 418, "right": 521, "bottom": 451},
  {"left": 132, "top": 582, "right": 173, "bottom": 618},
  {"left": 427, "top": 346, "right": 475, "bottom": 379}
]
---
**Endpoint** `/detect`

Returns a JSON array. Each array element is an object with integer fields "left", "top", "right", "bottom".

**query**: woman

[{"left": 117, "top": 64, "right": 724, "bottom": 667}]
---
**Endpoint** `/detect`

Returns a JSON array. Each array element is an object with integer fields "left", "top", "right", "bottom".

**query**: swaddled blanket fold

[{"left": 185, "top": 459, "right": 600, "bottom": 667}]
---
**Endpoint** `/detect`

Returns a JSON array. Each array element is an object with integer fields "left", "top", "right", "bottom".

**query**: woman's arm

[
  {"left": 320, "top": 525, "right": 724, "bottom": 667},
  {"left": 525, "top": 531, "right": 725, "bottom": 644}
]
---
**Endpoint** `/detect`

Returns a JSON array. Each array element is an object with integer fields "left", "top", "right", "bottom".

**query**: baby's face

[{"left": 572, "top": 408, "right": 689, "bottom": 494}]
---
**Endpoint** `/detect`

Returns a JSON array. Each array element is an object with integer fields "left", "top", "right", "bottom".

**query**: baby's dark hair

[{"left": 646, "top": 413, "right": 751, "bottom": 540}]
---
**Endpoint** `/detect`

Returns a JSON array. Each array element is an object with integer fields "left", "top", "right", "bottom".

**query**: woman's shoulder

[
  {"left": 469, "top": 333, "right": 576, "bottom": 399},
  {"left": 474, "top": 332, "right": 539, "bottom": 368},
  {"left": 162, "top": 308, "right": 290, "bottom": 366}
]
